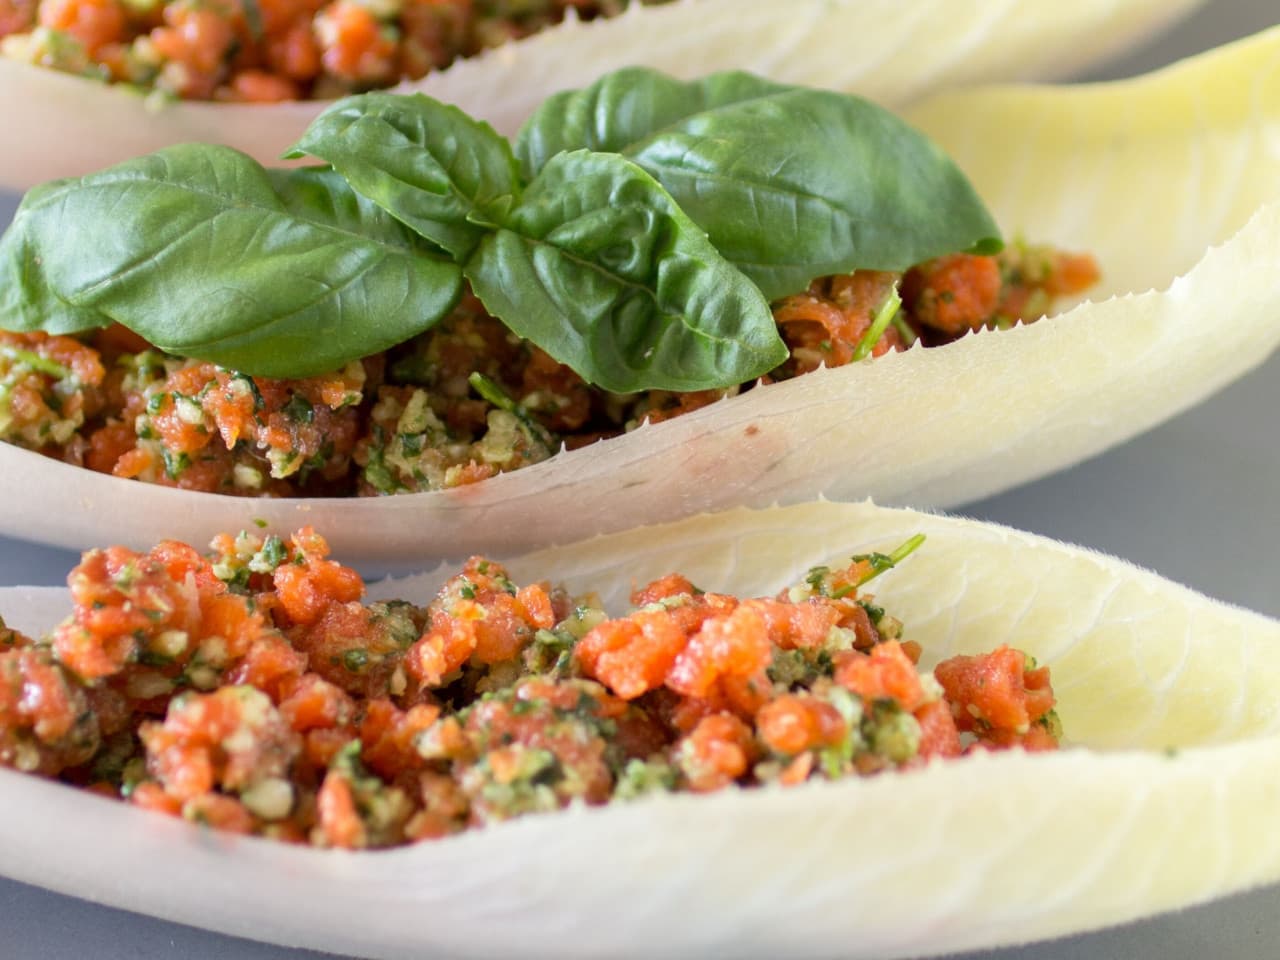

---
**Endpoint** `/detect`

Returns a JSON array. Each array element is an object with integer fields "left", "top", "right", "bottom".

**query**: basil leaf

[
  {"left": 517, "top": 68, "right": 1002, "bottom": 301},
  {"left": 516, "top": 67, "right": 789, "bottom": 179},
  {"left": 0, "top": 196, "right": 115, "bottom": 336},
  {"left": 465, "top": 150, "right": 785, "bottom": 394},
  {"left": 0, "top": 146, "right": 462, "bottom": 378},
  {"left": 287, "top": 92, "right": 520, "bottom": 260}
]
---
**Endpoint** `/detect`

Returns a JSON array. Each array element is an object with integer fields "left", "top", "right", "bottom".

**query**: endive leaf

[
  {"left": 0, "top": 0, "right": 1206, "bottom": 189},
  {"left": 903, "top": 25, "right": 1280, "bottom": 298},
  {"left": 2, "top": 501, "right": 1278, "bottom": 959},
  {"left": 0, "top": 28, "right": 1278, "bottom": 563}
]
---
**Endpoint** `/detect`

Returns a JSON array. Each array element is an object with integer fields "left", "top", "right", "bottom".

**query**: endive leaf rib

[{"left": 0, "top": 0, "right": 1205, "bottom": 189}]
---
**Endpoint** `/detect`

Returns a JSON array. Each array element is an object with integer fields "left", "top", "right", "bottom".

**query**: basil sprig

[
  {"left": 0, "top": 67, "right": 1003, "bottom": 391},
  {"left": 289, "top": 94, "right": 783, "bottom": 392},
  {"left": 516, "top": 68, "right": 1003, "bottom": 300},
  {"left": 468, "top": 150, "right": 784, "bottom": 392}
]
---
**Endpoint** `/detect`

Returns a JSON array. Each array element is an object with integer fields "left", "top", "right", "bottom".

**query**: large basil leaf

[
  {"left": 466, "top": 150, "right": 786, "bottom": 394},
  {"left": 0, "top": 146, "right": 462, "bottom": 378},
  {"left": 0, "top": 201, "right": 115, "bottom": 336},
  {"left": 517, "top": 69, "right": 1002, "bottom": 301},
  {"left": 288, "top": 92, "right": 520, "bottom": 260},
  {"left": 515, "top": 68, "right": 789, "bottom": 179}
]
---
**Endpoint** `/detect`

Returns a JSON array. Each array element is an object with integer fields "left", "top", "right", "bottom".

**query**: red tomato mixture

[
  {"left": 0, "top": 0, "right": 663, "bottom": 101},
  {"left": 0, "top": 527, "right": 1060, "bottom": 847},
  {"left": 0, "top": 247, "right": 1098, "bottom": 497}
]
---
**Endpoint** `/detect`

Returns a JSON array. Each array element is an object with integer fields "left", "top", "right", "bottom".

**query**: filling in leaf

[
  {"left": 0, "top": 525, "right": 1059, "bottom": 847},
  {"left": 0, "top": 0, "right": 668, "bottom": 101}
]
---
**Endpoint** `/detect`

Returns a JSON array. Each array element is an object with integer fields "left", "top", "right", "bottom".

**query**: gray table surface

[{"left": 1, "top": 2, "right": 1278, "bottom": 957}]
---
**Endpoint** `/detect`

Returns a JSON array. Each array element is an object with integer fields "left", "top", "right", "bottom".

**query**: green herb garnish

[
  {"left": 851, "top": 285, "right": 903, "bottom": 362},
  {"left": 847, "top": 534, "right": 927, "bottom": 589},
  {"left": 466, "top": 371, "right": 556, "bottom": 450},
  {"left": 281, "top": 393, "right": 314, "bottom": 425},
  {"left": 342, "top": 649, "right": 370, "bottom": 672},
  {"left": 1, "top": 347, "right": 69, "bottom": 379},
  {"left": 517, "top": 68, "right": 1001, "bottom": 300}
]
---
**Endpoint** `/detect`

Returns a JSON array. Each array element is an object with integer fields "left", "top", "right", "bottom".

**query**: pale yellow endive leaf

[
  {"left": 1, "top": 500, "right": 1278, "bottom": 958},
  {"left": 905, "top": 23, "right": 1280, "bottom": 298},
  {"left": 1, "top": 26, "right": 1279, "bottom": 565},
  {"left": 0, "top": 0, "right": 1203, "bottom": 188}
]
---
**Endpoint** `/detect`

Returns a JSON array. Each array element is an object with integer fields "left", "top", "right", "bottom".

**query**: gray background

[{"left": 0, "top": 1, "right": 1278, "bottom": 957}]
